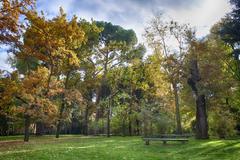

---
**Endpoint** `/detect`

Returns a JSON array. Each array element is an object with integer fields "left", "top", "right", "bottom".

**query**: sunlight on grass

[
  {"left": 65, "top": 145, "right": 96, "bottom": 149},
  {"left": 200, "top": 140, "right": 225, "bottom": 147},
  {"left": 103, "top": 140, "right": 116, "bottom": 143},
  {"left": 0, "top": 136, "right": 239, "bottom": 160},
  {"left": 114, "top": 146, "right": 126, "bottom": 149}
]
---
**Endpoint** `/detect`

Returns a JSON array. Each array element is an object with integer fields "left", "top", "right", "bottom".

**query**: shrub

[{"left": 209, "top": 109, "right": 237, "bottom": 139}]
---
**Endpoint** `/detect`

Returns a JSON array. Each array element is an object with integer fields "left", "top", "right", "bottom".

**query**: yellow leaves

[
  {"left": 22, "top": 8, "right": 86, "bottom": 74},
  {"left": 12, "top": 66, "right": 60, "bottom": 119},
  {"left": 67, "top": 50, "right": 80, "bottom": 67},
  {"left": 22, "top": 67, "right": 49, "bottom": 94},
  {"left": 0, "top": 0, "right": 35, "bottom": 43},
  {"left": 0, "top": 72, "right": 21, "bottom": 108},
  {"left": 51, "top": 47, "right": 80, "bottom": 70},
  {"left": 64, "top": 89, "right": 83, "bottom": 106}
]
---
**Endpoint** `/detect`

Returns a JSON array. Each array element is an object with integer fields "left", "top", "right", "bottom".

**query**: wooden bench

[
  {"left": 145, "top": 134, "right": 193, "bottom": 138},
  {"left": 143, "top": 137, "right": 189, "bottom": 145}
]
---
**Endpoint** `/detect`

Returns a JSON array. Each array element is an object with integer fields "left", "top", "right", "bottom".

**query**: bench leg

[
  {"left": 163, "top": 141, "right": 167, "bottom": 145},
  {"left": 145, "top": 140, "right": 150, "bottom": 145}
]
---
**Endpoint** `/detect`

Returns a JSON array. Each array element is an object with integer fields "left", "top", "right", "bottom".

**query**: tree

[
  {"left": 13, "top": 8, "right": 87, "bottom": 138},
  {"left": 92, "top": 21, "right": 139, "bottom": 134},
  {"left": 218, "top": 0, "right": 240, "bottom": 48},
  {"left": 144, "top": 15, "right": 189, "bottom": 134},
  {"left": 0, "top": 0, "right": 34, "bottom": 45},
  {"left": 184, "top": 28, "right": 236, "bottom": 139},
  {"left": 217, "top": 0, "right": 240, "bottom": 81},
  {"left": 20, "top": 67, "right": 59, "bottom": 141}
]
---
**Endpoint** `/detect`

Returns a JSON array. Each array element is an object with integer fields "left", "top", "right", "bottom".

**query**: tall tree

[
  {"left": 14, "top": 8, "right": 86, "bottom": 138},
  {"left": 92, "top": 21, "right": 138, "bottom": 133},
  {"left": 144, "top": 15, "right": 189, "bottom": 134}
]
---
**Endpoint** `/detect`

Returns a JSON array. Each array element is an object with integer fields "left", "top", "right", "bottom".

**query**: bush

[{"left": 209, "top": 109, "right": 237, "bottom": 139}]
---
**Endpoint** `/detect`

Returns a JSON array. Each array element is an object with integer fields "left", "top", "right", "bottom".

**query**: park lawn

[{"left": 0, "top": 136, "right": 239, "bottom": 160}]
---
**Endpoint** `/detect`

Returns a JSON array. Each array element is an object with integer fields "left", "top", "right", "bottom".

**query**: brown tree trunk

[
  {"left": 196, "top": 95, "right": 208, "bottom": 139},
  {"left": 36, "top": 121, "right": 44, "bottom": 136},
  {"left": 83, "top": 106, "right": 89, "bottom": 135},
  {"left": 56, "top": 89, "right": 66, "bottom": 138},
  {"left": 95, "top": 90, "right": 100, "bottom": 135},
  {"left": 188, "top": 59, "right": 209, "bottom": 139},
  {"left": 122, "top": 118, "right": 126, "bottom": 136},
  {"left": 55, "top": 120, "right": 61, "bottom": 138},
  {"left": 56, "top": 71, "right": 70, "bottom": 138},
  {"left": 128, "top": 107, "right": 132, "bottom": 136},
  {"left": 106, "top": 98, "right": 111, "bottom": 137},
  {"left": 107, "top": 108, "right": 110, "bottom": 137},
  {"left": 135, "top": 120, "right": 140, "bottom": 136},
  {"left": 56, "top": 102, "right": 64, "bottom": 138},
  {"left": 128, "top": 119, "right": 132, "bottom": 136},
  {"left": 173, "top": 82, "right": 182, "bottom": 134},
  {"left": 24, "top": 115, "right": 30, "bottom": 142}
]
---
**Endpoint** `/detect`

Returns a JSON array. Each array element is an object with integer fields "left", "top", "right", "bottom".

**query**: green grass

[{"left": 0, "top": 135, "right": 239, "bottom": 160}]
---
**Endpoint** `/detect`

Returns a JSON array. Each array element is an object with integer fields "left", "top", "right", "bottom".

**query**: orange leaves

[
  {"left": 64, "top": 89, "right": 83, "bottom": 106},
  {"left": 0, "top": 71, "right": 20, "bottom": 98},
  {"left": 22, "top": 67, "right": 48, "bottom": 94},
  {"left": 0, "top": 0, "right": 35, "bottom": 44},
  {"left": 0, "top": 71, "right": 22, "bottom": 116},
  {"left": 14, "top": 67, "right": 59, "bottom": 120},
  {"left": 21, "top": 8, "right": 86, "bottom": 75}
]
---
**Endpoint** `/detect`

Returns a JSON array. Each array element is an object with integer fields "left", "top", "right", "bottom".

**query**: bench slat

[
  {"left": 143, "top": 138, "right": 188, "bottom": 141},
  {"left": 142, "top": 137, "right": 189, "bottom": 145}
]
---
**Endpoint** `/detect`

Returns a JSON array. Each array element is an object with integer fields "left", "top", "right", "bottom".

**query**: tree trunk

[
  {"left": 24, "top": 115, "right": 30, "bottom": 142},
  {"left": 56, "top": 121, "right": 61, "bottom": 138},
  {"left": 128, "top": 105, "right": 132, "bottom": 136},
  {"left": 173, "top": 82, "right": 182, "bottom": 134},
  {"left": 122, "top": 118, "right": 126, "bottom": 136},
  {"left": 83, "top": 106, "right": 89, "bottom": 135},
  {"left": 0, "top": 115, "right": 8, "bottom": 136},
  {"left": 56, "top": 71, "right": 70, "bottom": 138},
  {"left": 128, "top": 119, "right": 132, "bottom": 136},
  {"left": 95, "top": 88, "right": 101, "bottom": 135},
  {"left": 36, "top": 121, "right": 44, "bottom": 136},
  {"left": 136, "top": 119, "right": 140, "bottom": 136},
  {"left": 56, "top": 97, "right": 64, "bottom": 138},
  {"left": 196, "top": 95, "right": 208, "bottom": 139},
  {"left": 107, "top": 106, "right": 110, "bottom": 137},
  {"left": 188, "top": 59, "right": 209, "bottom": 139}
]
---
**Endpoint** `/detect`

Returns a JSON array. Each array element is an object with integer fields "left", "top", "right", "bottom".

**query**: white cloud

[
  {"left": 36, "top": 0, "right": 232, "bottom": 40},
  {"left": 167, "top": 0, "right": 231, "bottom": 37},
  {"left": 0, "top": 51, "right": 13, "bottom": 72}
]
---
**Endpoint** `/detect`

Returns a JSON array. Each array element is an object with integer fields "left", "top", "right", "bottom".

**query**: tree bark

[
  {"left": 136, "top": 119, "right": 140, "bottom": 136},
  {"left": 122, "top": 118, "right": 126, "bottom": 136},
  {"left": 128, "top": 103, "right": 132, "bottom": 136},
  {"left": 83, "top": 106, "right": 89, "bottom": 135},
  {"left": 56, "top": 102, "right": 64, "bottom": 138},
  {"left": 107, "top": 103, "right": 111, "bottom": 137},
  {"left": 24, "top": 115, "right": 30, "bottom": 142},
  {"left": 128, "top": 118, "right": 132, "bottom": 136},
  {"left": 55, "top": 120, "right": 61, "bottom": 138},
  {"left": 36, "top": 121, "right": 44, "bottom": 136},
  {"left": 173, "top": 82, "right": 182, "bottom": 134},
  {"left": 56, "top": 71, "right": 70, "bottom": 138},
  {"left": 196, "top": 95, "right": 208, "bottom": 139},
  {"left": 188, "top": 59, "right": 209, "bottom": 139}
]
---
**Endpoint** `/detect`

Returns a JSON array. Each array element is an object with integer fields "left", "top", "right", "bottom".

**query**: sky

[{"left": 0, "top": 0, "right": 232, "bottom": 71}]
